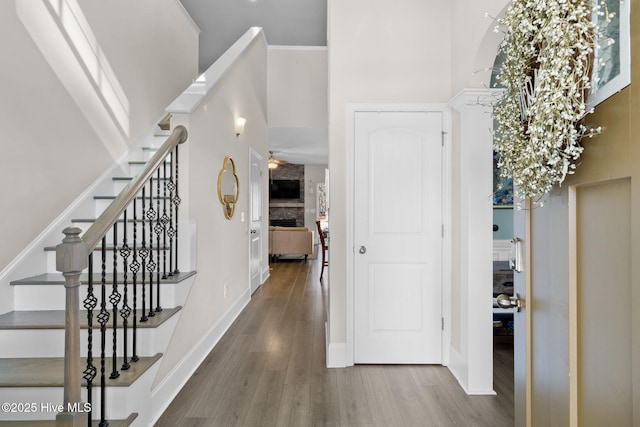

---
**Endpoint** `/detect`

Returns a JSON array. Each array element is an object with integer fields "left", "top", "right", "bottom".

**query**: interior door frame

[
  {"left": 345, "top": 103, "right": 452, "bottom": 366},
  {"left": 248, "top": 147, "right": 264, "bottom": 294}
]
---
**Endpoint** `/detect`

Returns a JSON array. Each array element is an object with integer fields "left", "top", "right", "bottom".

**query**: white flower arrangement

[{"left": 493, "top": 0, "right": 609, "bottom": 201}]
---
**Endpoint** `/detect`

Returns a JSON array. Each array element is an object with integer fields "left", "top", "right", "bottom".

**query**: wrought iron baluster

[
  {"left": 162, "top": 160, "right": 169, "bottom": 279},
  {"left": 97, "top": 237, "right": 110, "bottom": 427},
  {"left": 109, "top": 223, "right": 121, "bottom": 379},
  {"left": 140, "top": 185, "right": 148, "bottom": 323},
  {"left": 173, "top": 146, "right": 181, "bottom": 274},
  {"left": 146, "top": 177, "right": 156, "bottom": 318},
  {"left": 120, "top": 209, "right": 131, "bottom": 371},
  {"left": 167, "top": 153, "right": 176, "bottom": 277},
  {"left": 83, "top": 254, "right": 97, "bottom": 426},
  {"left": 155, "top": 167, "right": 163, "bottom": 312},
  {"left": 130, "top": 201, "right": 140, "bottom": 362}
]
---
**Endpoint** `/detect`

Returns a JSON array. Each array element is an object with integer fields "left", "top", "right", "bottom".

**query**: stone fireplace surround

[{"left": 269, "top": 163, "right": 305, "bottom": 227}]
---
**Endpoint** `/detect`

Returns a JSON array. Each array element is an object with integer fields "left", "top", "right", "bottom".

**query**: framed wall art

[{"left": 588, "top": 0, "right": 630, "bottom": 107}]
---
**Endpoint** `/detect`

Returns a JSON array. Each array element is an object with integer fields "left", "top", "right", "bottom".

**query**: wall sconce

[{"left": 234, "top": 116, "right": 246, "bottom": 137}]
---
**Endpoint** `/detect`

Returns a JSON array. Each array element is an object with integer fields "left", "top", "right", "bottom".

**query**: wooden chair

[{"left": 316, "top": 221, "right": 329, "bottom": 281}]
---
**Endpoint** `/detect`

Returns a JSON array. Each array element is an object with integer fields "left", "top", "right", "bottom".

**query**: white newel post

[
  {"left": 55, "top": 227, "right": 89, "bottom": 426},
  {"left": 449, "top": 89, "right": 498, "bottom": 394}
]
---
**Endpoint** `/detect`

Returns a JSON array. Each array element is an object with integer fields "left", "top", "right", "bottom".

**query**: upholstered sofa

[{"left": 269, "top": 226, "right": 313, "bottom": 261}]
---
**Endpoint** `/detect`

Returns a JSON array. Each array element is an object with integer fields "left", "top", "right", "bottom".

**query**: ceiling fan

[{"left": 268, "top": 151, "right": 288, "bottom": 169}]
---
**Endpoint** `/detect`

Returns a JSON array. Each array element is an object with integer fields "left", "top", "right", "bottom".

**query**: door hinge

[
  {"left": 441, "top": 317, "right": 445, "bottom": 331},
  {"left": 441, "top": 224, "right": 444, "bottom": 237},
  {"left": 441, "top": 131, "right": 447, "bottom": 146}
]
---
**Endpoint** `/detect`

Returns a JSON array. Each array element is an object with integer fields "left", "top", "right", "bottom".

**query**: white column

[{"left": 448, "top": 89, "right": 497, "bottom": 394}]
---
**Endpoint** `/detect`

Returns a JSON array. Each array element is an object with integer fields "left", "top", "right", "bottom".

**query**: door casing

[
  {"left": 345, "top": 103, "right": 452, "bottom": 366},
  {"left": 249, "top": 148, "right": 263, "bottom": 294}
]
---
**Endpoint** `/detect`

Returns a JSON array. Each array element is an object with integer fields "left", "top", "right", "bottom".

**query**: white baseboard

[
  {"left": 447, "top": 346, "right": 497, "bottom": 396},
  {"left": 325, "top": 322, "right": 347, "bottom": 368},
  {"left": 465, "top": 387, "right": 497, "bottom": 396},
  {"left": 261, "top": 266, "right": 270, "bottom": 284},
  {"left": 149, "top": 287, "right": 251, "bottom": 424}
]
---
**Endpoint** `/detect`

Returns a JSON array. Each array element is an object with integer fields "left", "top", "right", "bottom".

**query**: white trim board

[{"left": 325, "top": 322, "right": 347, "bottom": 368}]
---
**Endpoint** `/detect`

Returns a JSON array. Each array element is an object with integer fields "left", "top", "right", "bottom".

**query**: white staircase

[{"left": 0, "top": 125, "right": 195, "bottom": 426}]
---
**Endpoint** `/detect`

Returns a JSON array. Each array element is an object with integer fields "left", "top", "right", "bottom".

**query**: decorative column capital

[{"left": 449, "top": 88, "right": 504, "bottom": 112}]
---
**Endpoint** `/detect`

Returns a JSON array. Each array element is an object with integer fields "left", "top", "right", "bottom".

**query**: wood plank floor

[{"left": 155, "top": 258, "right": 514, "bottom": 427}]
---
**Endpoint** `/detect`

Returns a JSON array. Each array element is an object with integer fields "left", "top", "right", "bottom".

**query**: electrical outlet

[{"left": 224, "top": 283, "right": 228, "bottom": 298}]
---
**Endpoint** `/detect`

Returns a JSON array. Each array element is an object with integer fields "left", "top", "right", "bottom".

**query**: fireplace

[{"left": 270, "top": 218, "right": 298, "bottom": 227}]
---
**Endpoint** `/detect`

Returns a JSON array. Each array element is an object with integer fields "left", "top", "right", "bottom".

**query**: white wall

[
  {"left": 267, "top": 46, "right": 329, "bottom": 165},
  {"left": 154, "top": 32, "right": 270, "bottom": 384},
  {"left": 327, "top": 0, "right": 454, "bottom": 356},
  {"left": 327, "top": 2, "right": 511, "bottom": 393},
  {"left": 268, "top": 46, "right": 328, "bottom": 129},
  {"left": 0, "top": 0, "right": 198, "bottom": 276},
  {"left": 451, "top": 0, "right": 510, "bottom": 92}
]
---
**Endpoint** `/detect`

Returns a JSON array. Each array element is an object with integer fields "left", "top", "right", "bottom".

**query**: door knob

[
  {"left": 496, "top": 293, "right": 523, "bottom": 312},
  {"left": 359, "top": 246, "right": 367, "bottom": 254}
]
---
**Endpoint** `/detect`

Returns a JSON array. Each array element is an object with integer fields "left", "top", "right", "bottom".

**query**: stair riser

[
  {"left": 127, "top": 148, "right": 160, "bottom": 163},
  {"left": 126, "top": 160, "right": 173, "bottom": 179},
  {"left": 46, "top": 248, "right": 176, "bottom": 275},
  {"left": 0, "top": 315, "right": 178, "bottom": 358},
  {"left": 113, "top": 180, "right": 131, "bottom": 194},
  {"left": 113, "top": 177, "right": 173, "bottom": 195},
  {"left": 14, "top": 283, "right": 187, "bottom": 311},
  {"left": 0, "top": 362, "right": 159, "bottom": 422}
]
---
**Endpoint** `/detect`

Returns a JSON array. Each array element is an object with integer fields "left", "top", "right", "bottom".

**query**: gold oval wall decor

[{"left": 217, "top": 156, "right": 239, "bottom": 219}]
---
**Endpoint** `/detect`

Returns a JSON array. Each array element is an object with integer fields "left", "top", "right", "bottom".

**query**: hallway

[{"left": 155, "top": 257, "right": 514, "bottom": 426}]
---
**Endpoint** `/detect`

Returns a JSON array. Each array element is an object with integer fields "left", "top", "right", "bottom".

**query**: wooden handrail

[{"left": 82, "top": 125, "right": 187, "bottom": 253}]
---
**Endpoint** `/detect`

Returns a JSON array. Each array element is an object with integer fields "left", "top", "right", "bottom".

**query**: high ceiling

[
  {"left": 179, "top": 0, "right": 327, "bottom": 72},
  {"left": 179, "top": 0, "right": 328, "bottom": 165}
]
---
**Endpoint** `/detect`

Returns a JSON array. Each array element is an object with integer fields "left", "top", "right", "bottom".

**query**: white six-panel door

[{"left": 354, "top": 111, "right": 443, "bottom": 364}]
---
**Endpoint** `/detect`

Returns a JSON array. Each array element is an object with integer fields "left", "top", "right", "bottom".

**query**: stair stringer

[{"left": 0, "top": 120, "right": 170, "bottom": 316}]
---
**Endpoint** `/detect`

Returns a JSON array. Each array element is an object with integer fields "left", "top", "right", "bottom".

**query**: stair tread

[
  {"left": 0, "top": 307, "right": 181, "bottom": 330},
  {"left": 10, "top": 271, "right": 196, "bottom": 286},
  {"left": 0, "top": 413, "right": 137, "bottom": 426},
  {"left": 0, "top": 354, "right": 161, "bottom": 387}
]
